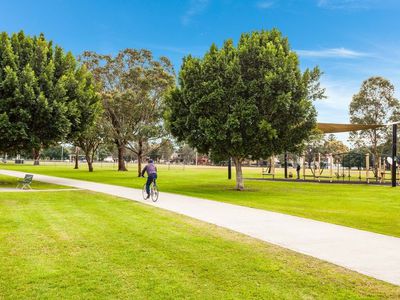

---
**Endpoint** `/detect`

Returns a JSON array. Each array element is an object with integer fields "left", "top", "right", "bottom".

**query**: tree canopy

[
  {"left": 0, "top": 31, "right": 98, "bottom": 163},
  {"left": 349, "top": 76, "right": 400, "bottom": 161},
  {"left": 166, "top": 29, "right": 324, "bottom": 189},
  {"left": 80, "top": 49, "right": 175, "bottom": 172}
]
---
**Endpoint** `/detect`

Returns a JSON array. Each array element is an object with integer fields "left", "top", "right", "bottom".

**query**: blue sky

[{"left": 1, "top": 0, "right": 400, "bottom": 141}]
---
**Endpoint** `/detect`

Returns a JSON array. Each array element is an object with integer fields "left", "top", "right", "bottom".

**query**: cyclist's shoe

[{"left": 146, "top": 193, "right": 150, "bottom": 199}]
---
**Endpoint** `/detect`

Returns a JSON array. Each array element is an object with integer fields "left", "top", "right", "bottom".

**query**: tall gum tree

[
  {"left": 166, "top": 29, "right": 324, "bottom": 190},
  {"left": 75, "top": 114, "right": 107, "bottom": 172},
  {"left": 80, "top": 49, "right": 174, "bottom": 172},
  {"left": 349, "top": 76, "right": 400, "bottom": 175}
]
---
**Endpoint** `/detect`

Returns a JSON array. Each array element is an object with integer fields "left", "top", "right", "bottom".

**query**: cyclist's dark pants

[{"left": 146, "top": 173, "right": 157, "bottom": 195}]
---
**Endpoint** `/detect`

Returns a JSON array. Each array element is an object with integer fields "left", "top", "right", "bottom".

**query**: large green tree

[
  {"left": 349, "top": 77, "right": 400, "bottom": 167},
  {"left": 0, "top": 31, "right": 98, "bottom": 164},
  {"left": 166, "top": 29, "right": 324, "bottom": 189},
  {"left": 80, "top": 49, "right": 175, "bottom": 172}
]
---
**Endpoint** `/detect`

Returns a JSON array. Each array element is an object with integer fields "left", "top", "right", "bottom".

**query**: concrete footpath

[{"left": 0, "top": 169, "right": 399, "bottom": 286}]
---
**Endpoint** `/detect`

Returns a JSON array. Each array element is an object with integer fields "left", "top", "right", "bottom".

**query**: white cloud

[
  {"left": 256, "top": 1, "right": 274, "bottom": 9},
  {"left": 296, "top": 47, "right": 370, "bottom": 59},
  {"left": 182, "top": 0, "right": 210, "bottom": 26}
]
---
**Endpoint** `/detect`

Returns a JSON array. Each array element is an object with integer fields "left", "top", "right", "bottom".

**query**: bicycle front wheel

[
  {"left": 142, "top": 184, "right": 148, "bottom": 200},
  {"left": 151, "top": 185, "right": 159, "bottom": 202}
]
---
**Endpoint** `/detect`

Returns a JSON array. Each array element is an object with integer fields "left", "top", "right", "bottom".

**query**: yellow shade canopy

[{"left": 317, "top": 123, "right": 385, "bottom": 134}]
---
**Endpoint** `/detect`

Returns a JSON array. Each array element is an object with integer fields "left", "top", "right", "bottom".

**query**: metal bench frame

[{"left": 16, "top": 174, "right": 33, "bottom": 190}]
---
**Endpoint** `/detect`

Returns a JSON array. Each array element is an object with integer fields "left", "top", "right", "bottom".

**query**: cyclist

[{"left": 141, "top": 159, "right": 157, "bottom": 199}]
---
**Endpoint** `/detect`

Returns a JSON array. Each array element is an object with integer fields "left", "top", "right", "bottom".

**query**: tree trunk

[
  {"left": 117, "top": 144, "right": 127, "bottom": 171},
  {"left": 87, "top": 160, "right": 93, "bottom": 172},
  {"left": 74, "top": 147, "right": 79, "bottom": 169},
  {"left": 32, "top": 148, "right": 40, "bottom": 165},
  {"left": 138, "top": 158, "right": 142, "bottom": 177},
  {"left": 85, "top": 153, "right": 93, "bottom": 172},
  {"left": 137, "top": 139, "right": 143, "bottom": 177},
  {"left": 233, "top": 157, "right": 244, "bottom": 190}
]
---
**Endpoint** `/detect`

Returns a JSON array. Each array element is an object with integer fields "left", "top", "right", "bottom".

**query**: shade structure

[{"left": 317, "top": 123, "right": 385, "bottom": 134}]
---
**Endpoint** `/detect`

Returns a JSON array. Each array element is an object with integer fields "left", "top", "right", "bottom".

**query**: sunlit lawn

[
  {"left": 1, "top": 190, "right": 399, "bottom": 299},
  {"left": 1, "top": 162, "right": 400, "bottom": 237}
]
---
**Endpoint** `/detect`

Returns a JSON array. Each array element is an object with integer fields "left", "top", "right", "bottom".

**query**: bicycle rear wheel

[{"left": 151, "top": 184, "right": 159, "bottom": 202}]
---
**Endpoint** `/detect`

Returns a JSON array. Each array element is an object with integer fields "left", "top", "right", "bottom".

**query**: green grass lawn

[
  {"left": 1, "top": 163, "right": 400, "bottom": 237},
  {"left": 1, "top": 189, "right": 399, "bottom": 299}
]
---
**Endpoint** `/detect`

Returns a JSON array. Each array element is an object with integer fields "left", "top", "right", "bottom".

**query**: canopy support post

[{"left": 392, "top": 124, "right": 397, "bottom": 187}]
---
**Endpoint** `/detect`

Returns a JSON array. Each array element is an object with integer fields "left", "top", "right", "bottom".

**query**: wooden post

[
  {"left": 378, "top": 156, "right": 382, "bottom": 183},
  {"left": 366, "top": 153, "right": 370, "bottom": 184},
  {"left": 317, "top": 153, "right": 321, "bottom": 182},
  {"left": 302, "top": 154, "right": 306, "bottom": 180},
  {"left": 329, "top": 154, "right": 333, "bottom": 182}
]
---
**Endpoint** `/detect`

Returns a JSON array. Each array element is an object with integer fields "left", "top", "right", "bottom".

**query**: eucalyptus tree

[
  {"left": 166, "top": 29, "right": 324, "bottom": 190},
  {"left": 80, "top": 49, "right": 175, "bottom": 171},
  {"left": 75, "top": 114, "right": 107, "bottom": 172},
  {"left": 350, "top": 77, "right": 400, "bottom": 164},
  {"left": 0, "top": 31, "right": 98, "bottom": 164}
]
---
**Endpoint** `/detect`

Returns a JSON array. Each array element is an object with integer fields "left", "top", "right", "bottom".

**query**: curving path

[{"left": 0, "top": 169, "right": 399, "bottom": 286}]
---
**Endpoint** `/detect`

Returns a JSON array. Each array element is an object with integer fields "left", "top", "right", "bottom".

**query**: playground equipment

[
  {"left": 373, "top": 155, "right": 400, "bottom": 184},
  {"left": 261, "top": 151, "right": 400, "bottom": 185},
  {"left": 301, "top": 153, "right": 334, "bottom": 182},
  {"left": 316, "top": 122, "right": 399, "bottom": 186},
  {"left": 232, "top": 122, "right": 399, "bottom": 186}
]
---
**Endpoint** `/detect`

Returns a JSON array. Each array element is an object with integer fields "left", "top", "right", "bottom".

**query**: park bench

[
  {"left": 16, "top": 174, "right": 33, "bottom": 190},
  {"left": 262, "top": 168, "right": 275, "bottom": 179}
]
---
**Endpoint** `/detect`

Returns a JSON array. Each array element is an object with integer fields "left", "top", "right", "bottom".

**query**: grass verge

[{"left": 0, "top": 163, "right": 399, "bottom": 237}]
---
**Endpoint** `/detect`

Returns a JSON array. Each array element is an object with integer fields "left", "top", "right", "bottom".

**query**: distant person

[
  {"left": 141, "top": 159, "right": 157, "bottom": 199},
  {"left": 296, "top": 163, "right": 301, "bottom": 179}
]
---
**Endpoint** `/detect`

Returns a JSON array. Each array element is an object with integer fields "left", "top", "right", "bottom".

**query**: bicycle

[{"left": 142, "top": 177, "right": 159, "bottom": 202}]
